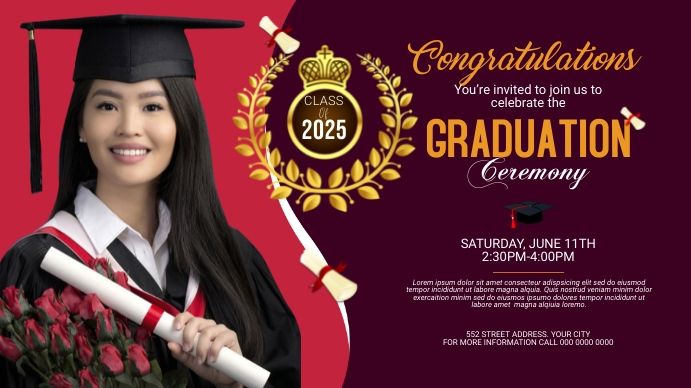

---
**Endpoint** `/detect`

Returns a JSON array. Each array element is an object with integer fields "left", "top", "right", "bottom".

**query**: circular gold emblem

[
  {"left": 233, "top": 50, "right": 418, "bottom": 212},
  {"left": 287, "top": 46, "right": 362, "bottom": 160}
]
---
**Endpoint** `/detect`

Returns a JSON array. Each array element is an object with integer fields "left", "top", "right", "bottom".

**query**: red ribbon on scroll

[
  {"left": 311, "top": 262, "right": 347, "bottom": 292},
  {"left": 626, "top": 113, "right": 641, "bottom": 126},
  {"left": 267, "top": 26, "right": 293, "bottom": 47}
]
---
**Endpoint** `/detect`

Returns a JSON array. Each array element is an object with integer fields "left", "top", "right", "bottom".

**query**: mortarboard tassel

[
  {"left": 28, "top": 28, "right": 42, "bottom": 193},
  {"left": 510, "top": 205, "right": 529, "bottom": 229}
]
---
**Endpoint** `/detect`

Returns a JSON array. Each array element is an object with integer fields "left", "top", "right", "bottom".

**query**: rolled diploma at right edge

[{"left": 40, "top": 247, "right": 270, "bottom": 388}]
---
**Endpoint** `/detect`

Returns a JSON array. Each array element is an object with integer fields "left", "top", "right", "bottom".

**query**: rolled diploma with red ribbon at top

[
  {"left": 40, "top": 247, "right": 270, "bottom": 388},
  {"left": 259, "top": 16, "right": 300, "bottom": 54}
]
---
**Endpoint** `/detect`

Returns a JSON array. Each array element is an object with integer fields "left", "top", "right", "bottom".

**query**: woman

[{"left": 0, "top": 15, "right": 300, "bottom": 388}]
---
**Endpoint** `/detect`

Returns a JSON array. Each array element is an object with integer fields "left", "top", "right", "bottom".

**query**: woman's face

[{"left": 81, "top": 79, "right": 176, "bottom": 189}]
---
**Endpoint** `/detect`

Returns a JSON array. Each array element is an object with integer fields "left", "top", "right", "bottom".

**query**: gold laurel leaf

[
  {"left": 402, "top": 116, "right": 418, "bottom": 130},
  {"left": 381, "top": 169, "right": 401, "bottom": 181},
  {"left": 286, "top": 160, "right": 300, "bottom": 182},
  {"left": 275, "top": 66, "right": 284, "bottom": 73},
  {"left": 373, "top": 74, "right": 382, "bottom": 80},
  {"left": 383, "top": 65, "right": 390, "bottom": 75},
  {"left": 254, "top": 113, "right": 269, "bottom": 128},
  {"left": 268, "top": 74, "right": 278, "bottom": 80},
  {"left": 235, "top": 144, "right": 255, "bottom": 157},
  {"left": 249, "top": 76, "right": 258, "bottom": 88},
  {"left": 329, "top": 195, "right": 348, "bottom": 212},
  {"left": 302, "top": 194, "right": 321, "bottom": 212},
  {"left": 328, "top": 168, "right": 344, "bottom": 188},
  {"left": 369, "top": 149, "right": 382, "bottom": 168},
  {"left": 360, "top": 60, "right": 367, "bottom": 66},
  {"left": 259, "top": 131, "right": 272, "bottom": 149},
  {"left": 376, "top": 83, "right": 389, "bottom": 92},
  {"left": 237, "top": 93, "right": 250, "bottom": 108},
  {"left": 381, "top": 113, "right": 396, "bottom": 128},
  {"left": 250, "top": 169, "right": 270, "bottom": 181},
  {"left": 351, "top": 160, "right": 364, "bottom": 182},
  {"left": 392, "top": 76, "right": 402, "bottom": 88},
  {"left": 306, "top": 168, "right": 322, "bottom": 188},
  {"left": 233, "top": 116, "right": 248, "bottom": 130},
  {"left": 375, "top": 57, "right": 382, "bottom": 66},
  {"left": 269, "top": 57, "right": 275, "bottom": 67},
  {"left": 378, "top": 131, "right": 392, "bottom": 150},
  {"left": 396, "top": 144, "right": 416, "bottom": 157},
  {"left": 261, "top": 83, "right": 274, "bottom": 92},
  {"left": 379, "top": 96, "right": 394, "bottom": 108},
  {"left": 366, "top": 66, "right": 375, "bottom": 73},
  {"left": 365, "top": 53, "right": 372, "bottom": 60},
  {"left": 260, "top": 66, "right": 268, "bottom": 75},
  {"left": 256, "top": 96, "right": 271, "bottom": 108},
  {"left": 270, "top": 186, "right": 292, "bottom": 200},
  {"left": 400, "top": 93, "right": 413, "bottom": 107},
  {"left": 270, "top": 148, "right": 281, "bottom": 167},
  {"left": 358, "top": 186, "right": 380, "bottom": 200}
]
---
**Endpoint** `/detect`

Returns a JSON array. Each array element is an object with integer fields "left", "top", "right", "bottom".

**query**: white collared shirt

[{"left": 74, "top": 185, "right": 171, "bottom": 290}]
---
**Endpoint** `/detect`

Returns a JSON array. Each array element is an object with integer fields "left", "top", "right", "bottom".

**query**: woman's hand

[{"left": 167, "top": 312, "right": 243, "bottom": 388}]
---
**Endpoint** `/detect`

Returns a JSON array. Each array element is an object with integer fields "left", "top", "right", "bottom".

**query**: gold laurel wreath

[{"left": 233, "top": 52, "right": 417, "bottom": 212}]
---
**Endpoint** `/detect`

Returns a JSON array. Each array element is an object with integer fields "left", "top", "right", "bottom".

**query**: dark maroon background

[{"left": 269, "top": 1, "right": 689, "bottom": 386}]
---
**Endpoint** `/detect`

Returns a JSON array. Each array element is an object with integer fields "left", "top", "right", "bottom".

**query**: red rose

[
  {"left": 50, "top": 322, "right": 73, "bottom": 355},
  {"left": 2, "top": 286, "right": 31, "bottom": 318},
  {"left": 41, "top": 289, "right": 64, "bottom": 308},
  {"left": 56, "top": 312, "right": 71, "bottom": 326},
  {"left": 35, "top": 294, "right": 62, "bottom": 323},
  {"left": 24, "top": 318, "right": 48, "bottom": 349},
  {"left": 96, "top": 309, "right": 117, "bottom": 340},
  {"left": 75, "top": 333, "right": 94, "bottom": 365},
  {"left": 48, "top": 372, "right": 76, "bottom": 388},
  {"left": 78, "top": 294, "right": 106, "bottom": 320},
  {"left": 78, "top": 368, "right": 99, "bottom": 388},
  {"left": 60, "top": 286, "right": 84, "bottom": 315},
  {"left": 114, "top": 271, "right": 130, "bottom": 290},
  {"left": 43, "top": 288, "right": 68, "bottom": 313},
  {"left": 0, "top": 336, "right": 22, "bottom": 362},
  {"left": 98, "top": 344, "right": 124, "bottom": 375},
  {"left": 127, "top": 343, "right": 151, "bottom": 375}
]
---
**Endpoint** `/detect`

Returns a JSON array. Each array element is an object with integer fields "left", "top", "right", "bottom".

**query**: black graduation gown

[{"left": 0, "top": 227, "right": 300, "bottom": 388}]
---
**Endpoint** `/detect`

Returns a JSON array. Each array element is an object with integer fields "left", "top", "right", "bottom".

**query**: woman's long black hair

[{"left": 51, "top": 77, "right": 264, "bottom": 362}]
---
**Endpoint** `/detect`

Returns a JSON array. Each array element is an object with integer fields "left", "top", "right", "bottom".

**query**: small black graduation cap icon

[{"left": 505, "top": 202, "right": 552, "bottom": 229}]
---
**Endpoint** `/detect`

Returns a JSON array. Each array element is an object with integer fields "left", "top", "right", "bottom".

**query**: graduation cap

[
  {"left": 20, "top": 14, "right": 244, "bottom": 193},
  {"left": 505, "top": 201, "right": 552, "bottom": 229}
]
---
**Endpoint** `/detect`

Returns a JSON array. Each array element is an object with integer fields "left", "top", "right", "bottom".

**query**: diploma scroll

[
  {"left": 259, "top": 16, "right": 300, "bottom": 54},
  {"left": 620, "top": 106, "right": 646, "bottom": 130},
  {"left": 40, "top": 247, "right": 270, "bottom": 388},
  {"left": 300, "top": 249, "right": 357, "bottom": 302}
]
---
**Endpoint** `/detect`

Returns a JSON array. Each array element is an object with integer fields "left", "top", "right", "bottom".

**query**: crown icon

[{"left": 299, "top": 45, "right": 352, "bottom": 88}]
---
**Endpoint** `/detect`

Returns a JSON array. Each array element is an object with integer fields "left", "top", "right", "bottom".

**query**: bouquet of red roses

[{"left": 0, "top": 259, "right": 187, "bottom": 388}]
